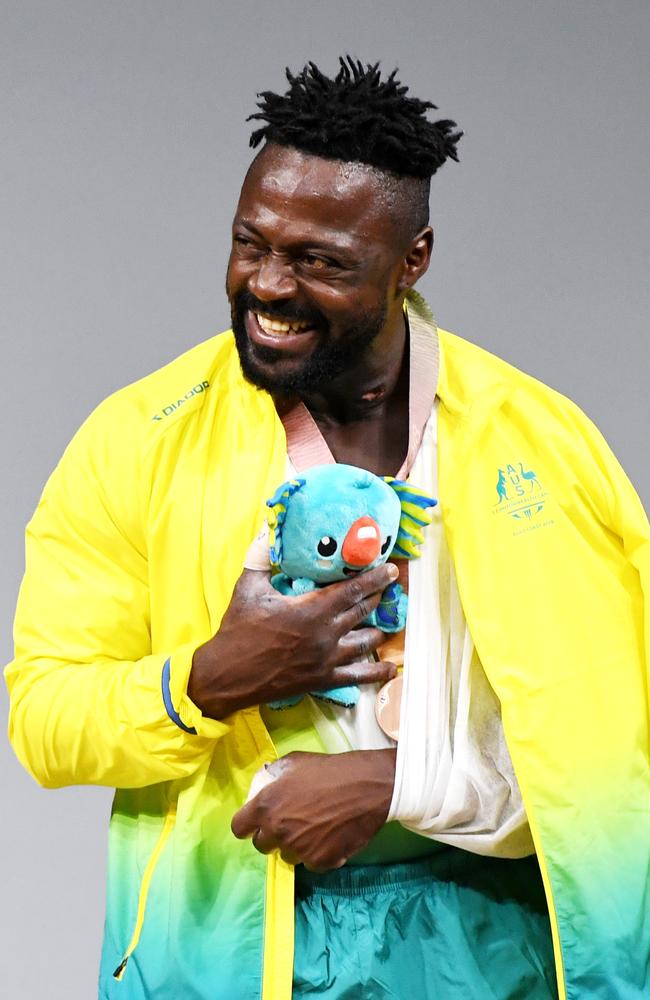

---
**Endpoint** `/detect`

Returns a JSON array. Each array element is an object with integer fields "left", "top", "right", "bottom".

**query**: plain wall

[{"left": 1, "top": 2, "right": 648, "bottom": 996}]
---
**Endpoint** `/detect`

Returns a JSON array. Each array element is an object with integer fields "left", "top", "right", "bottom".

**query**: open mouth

[
  {"left": 246, "top": 310, "right": 320, "bottom": 353},
  {"left": 255, "top": 312, "right": 313, "bottom": 335},
  {"left": 342, "top": 567, "right": 361, "bottom": 577}
]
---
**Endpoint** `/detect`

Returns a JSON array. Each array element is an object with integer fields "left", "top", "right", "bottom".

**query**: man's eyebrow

[
  {"left": 233, "top": 219, "right": 265, "bottom": 238},
  {"left": 233, "top": 218, "right": 361, "bottom": 261}
]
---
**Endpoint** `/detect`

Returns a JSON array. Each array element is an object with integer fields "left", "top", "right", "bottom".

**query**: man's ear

[{"left": 396, "top": 227, "right": 434, "bottom": 293}]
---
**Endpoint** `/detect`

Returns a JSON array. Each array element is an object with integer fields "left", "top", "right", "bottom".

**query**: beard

[{"left": 230, "top": 289, "right": 387, "bottom": 396}]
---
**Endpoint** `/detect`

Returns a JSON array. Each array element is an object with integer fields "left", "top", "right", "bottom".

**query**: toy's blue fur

[{"left": 265, "top": 464, "right": 436, "bottom": 710}]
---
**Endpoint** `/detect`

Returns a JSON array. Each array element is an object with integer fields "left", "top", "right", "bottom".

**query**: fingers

[
  {"left": 326, "top": 564, "right": 399, "bottom": 618},
  {"left": 251, "top": 827, "right": 277, "bottom": 855},
  {"left": 235, "top": 567, "right": 274, "bottom": 596},
  {"left": 326, "top": 659, "right": 397, "bottom": 691},
  {"left": 304, "top": 857, "right": 347, "bottom": 873},
  {"left": 250, "top": 833, "right": 301, "bottom": 867},
  {"left": 334, "top": 626, "right": 386, "bottom": 663},
  {"left": 334, "top": 595, "right": 379, "bottom": 632},
  {"left": 231, "top": 799, "right": 259, "bottom": 840},
  {"left": 242, "top": 526, "right": 271, "bottom": 572}
]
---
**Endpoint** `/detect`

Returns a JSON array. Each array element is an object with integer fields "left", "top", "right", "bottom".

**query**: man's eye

[
  {"left": 303, "top": 255, "right": 333, "bottom": 271},
  {"left": 233, "top": 237, "right": 265, "bottom": 260},
  {"left": 233, "top": 235, "right": 263, "bottom": 252}
]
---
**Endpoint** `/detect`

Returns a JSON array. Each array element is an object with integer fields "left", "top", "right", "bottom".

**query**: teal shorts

[{"left": 293, "top": 851, "right": 558, "bottom": 999}]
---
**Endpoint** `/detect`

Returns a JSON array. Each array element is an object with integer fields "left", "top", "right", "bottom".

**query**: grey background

[{"left": 1, "top": 1, "right": 648, "bottom": 996}]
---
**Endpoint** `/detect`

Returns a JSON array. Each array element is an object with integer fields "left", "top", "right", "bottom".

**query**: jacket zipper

[{"left": 113, "top": 802, "right": 177, "bottom": 981}]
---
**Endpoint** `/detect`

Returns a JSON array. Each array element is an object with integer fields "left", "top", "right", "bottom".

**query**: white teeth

[{"left": 255, "top": 313, "right": 310, "bottom": 335}]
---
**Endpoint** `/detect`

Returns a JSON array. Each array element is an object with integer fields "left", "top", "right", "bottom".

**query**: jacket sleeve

[
  {"left": 568, "top": 398, "right": 650, "bottom": 698},
  {"left": 606, "top": 449, "right": 650, "bottom": 691},
  {"left": 5, "top": 396, "right": 228, "bottom": 790}
]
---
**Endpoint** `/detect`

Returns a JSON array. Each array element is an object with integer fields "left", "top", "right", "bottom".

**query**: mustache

[{"left": 231, "top": 290, "right": 326, "bottom": 329}]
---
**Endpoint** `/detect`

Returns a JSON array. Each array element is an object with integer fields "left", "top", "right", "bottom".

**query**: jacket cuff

[{"left": 164, "top": 645, "right": 231, "bottom": 740}]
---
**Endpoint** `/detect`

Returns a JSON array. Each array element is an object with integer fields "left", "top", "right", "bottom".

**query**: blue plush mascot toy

[{"left": 265, "top": 463, "right": 437, "bottom": 709}]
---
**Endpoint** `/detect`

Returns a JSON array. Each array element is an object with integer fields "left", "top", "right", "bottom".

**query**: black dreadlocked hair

[{"left": 248, "top": 57, "right": 462, "bottom": 181}]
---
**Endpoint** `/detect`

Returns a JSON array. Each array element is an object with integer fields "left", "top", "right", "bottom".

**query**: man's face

[{"left": 226, "top": 144, "right": 413, "bottom": 395}]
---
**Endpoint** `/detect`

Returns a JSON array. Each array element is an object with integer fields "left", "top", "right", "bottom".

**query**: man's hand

[
  {"left": 231, "top": 749, "right": 397, "bottom": 871},
  {"left": 188, "top": 565, "right": 398, "bottom": 720}
]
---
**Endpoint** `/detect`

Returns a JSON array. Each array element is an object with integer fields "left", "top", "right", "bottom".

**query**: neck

[{"left": 291, "top": 308, "right": 408, "bottom": 425}]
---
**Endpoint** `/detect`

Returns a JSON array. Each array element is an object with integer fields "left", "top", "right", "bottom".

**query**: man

[{"left": 6, "top": 58, "right": 649, "bottom": 1000}]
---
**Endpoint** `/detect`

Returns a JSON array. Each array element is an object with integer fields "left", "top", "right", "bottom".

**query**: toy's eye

[
  {"left": 317, "top": 536, "right": 338, "bottom": 557},
  {"left": 381, "top": 536, "right": 392, "bottom": 555}
]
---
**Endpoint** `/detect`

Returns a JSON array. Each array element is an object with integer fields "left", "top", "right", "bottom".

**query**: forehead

[{"left": 235, "top": 145, "right": 398, "bottom": 245}]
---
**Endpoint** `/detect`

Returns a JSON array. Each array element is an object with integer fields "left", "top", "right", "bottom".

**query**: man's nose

[{"left": 248, "top": 253, "right": 298, "bottom": 302}]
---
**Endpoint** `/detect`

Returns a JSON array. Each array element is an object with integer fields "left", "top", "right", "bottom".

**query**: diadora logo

[
  {"left": 493, "top": 462, "right": 555, "bottom": 536},
  {"left": 151, "top": 380, "right": 210, "bottom": 421}
]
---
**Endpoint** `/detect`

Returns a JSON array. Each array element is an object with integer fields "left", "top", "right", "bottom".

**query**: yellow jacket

[{"left": 6, "top": 294, "right": 650, "bottom": 998}]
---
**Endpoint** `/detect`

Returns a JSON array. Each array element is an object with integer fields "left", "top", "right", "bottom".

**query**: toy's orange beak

[{"left": 341, "top": 516, "right": 382, "bottom": 567}]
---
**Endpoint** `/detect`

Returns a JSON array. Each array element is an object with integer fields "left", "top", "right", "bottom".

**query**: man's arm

[
  {"left": 5, "top": 402, "right": 226, "bottom": 789},
  {"left": 6, "top": 400, "right": 398, "bottom": 790},
  {"left": 231, "top": 749, "right": 397, "bottom": 870},
  {"left": 188, "top": 566, "right": 399, "bottom": 719}
]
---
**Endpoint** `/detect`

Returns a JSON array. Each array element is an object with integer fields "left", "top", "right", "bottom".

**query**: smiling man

[
  {"left": 227, "top": 145, "right": 418, "bottom": 476},
  {"left": 6, "top": 58, "right": 650, "bottom": 1000}
]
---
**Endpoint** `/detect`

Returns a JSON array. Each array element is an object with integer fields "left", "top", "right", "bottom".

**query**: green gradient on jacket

[{"left": 7, "top": 294, "right": 649, "bottom": 999}]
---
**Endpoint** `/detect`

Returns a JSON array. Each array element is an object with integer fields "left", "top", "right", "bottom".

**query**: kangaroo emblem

[
  {"left": 519, "top": 462, "right": 541, "bottom": 491},
  {"left": 496, "top": 469, "right": 509, "bottom": 503}
]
